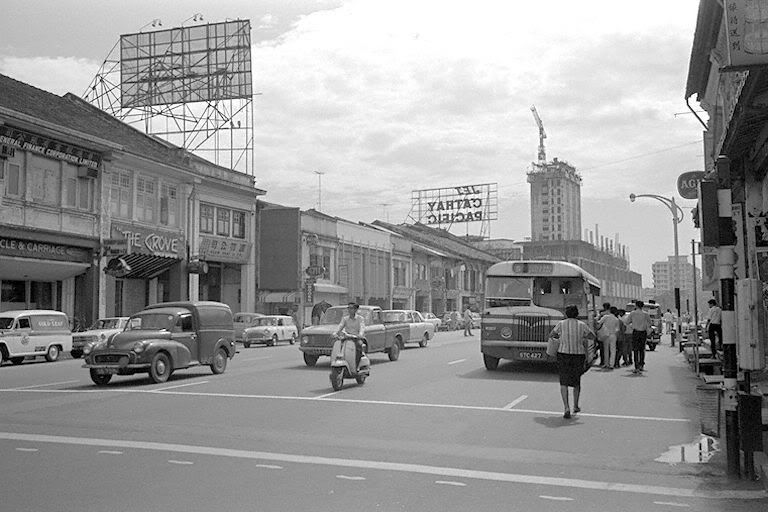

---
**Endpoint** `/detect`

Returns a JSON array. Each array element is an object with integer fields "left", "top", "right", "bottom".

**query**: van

[{"left": 0, "top": 310, "right": 72, "bottom": 365}]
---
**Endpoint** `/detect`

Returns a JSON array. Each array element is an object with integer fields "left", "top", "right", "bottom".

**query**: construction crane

[{"left": 530, "top": 105, "right": 547, "bottom": 165}]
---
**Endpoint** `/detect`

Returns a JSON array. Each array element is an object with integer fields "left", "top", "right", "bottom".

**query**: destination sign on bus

[{"left": 512, "top": 262, "right": 553, "bottom": 274}]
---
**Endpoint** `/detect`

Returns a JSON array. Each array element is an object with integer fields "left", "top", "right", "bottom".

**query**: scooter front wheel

[
  {"left": 355, "top": 373, "right": 367, "bottom": 385},
  {"left": 330, "top": 366, "right": 345, "bottom": 391}
]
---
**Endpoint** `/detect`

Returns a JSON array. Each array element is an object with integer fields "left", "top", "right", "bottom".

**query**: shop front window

[{"left": 1, "top": 281, "right": 26, "bottom": 303}]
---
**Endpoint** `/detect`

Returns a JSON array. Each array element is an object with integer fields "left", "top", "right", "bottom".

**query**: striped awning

[{"left": 105, "top": 253, "right": 179, "bottom": 279}]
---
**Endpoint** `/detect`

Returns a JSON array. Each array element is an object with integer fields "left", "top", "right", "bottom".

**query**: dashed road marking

[
  {"left": 255, "top": 464, "right": 283, "bottom": 470},
  {"left": 336, "top": 475, "right": 366, "bottom": 480},
  {"left": 447, "top": 359, "right": 467, "bottom": 365},
  {"left": 98, "top": 450, "right": 124, "bottom": 455},
  {"left": 436, "top": 480, "right": 466, "bottom": 487},
  {"left": 10, "top": 380, "right": 80, "bottom": 390},
  {"left": 15, "top": 447, "right": 38, "bottom": 452},
  {"left": 168, "top": 460, "right": 194, "bottom": 465},
  {"left": 155, "top": 381, "right": 209, "bottom": 391},
  {"left": 539, "top": 495, "right": 574, "bottom": 501},
  {"left": 504, "top": 395, "right": 528, "bottom": 409},
  {"left": 653, "top": 502, "right": 690, "bottom": 508},
  {"left": 0, "top": 432, "right": 763, "bottom": 500}
]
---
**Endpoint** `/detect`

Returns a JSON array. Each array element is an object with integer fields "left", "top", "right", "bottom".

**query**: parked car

[
  {"left": 299, "top": 305, "right": 409, "bottom": 366},
  {"left": 381, "top": 309, "right": 435, "bottom": 347},
  {"left": 233, "top": 312, "right": 264, "bottom": 342},
  {"left": 242, "top": 315, "right": 299, "bottom": 347},
  {"left": 82, "top": 301, "right": 236, "bottom": 385},
  {"left": 0, "top": 309, "right": 72, "bottom": 365},
  {"left": 71, "top": 317, "right": 129, "bottom": 358},
  {"left": 420, "top": 312, "right": 442, "bottom": 331}
]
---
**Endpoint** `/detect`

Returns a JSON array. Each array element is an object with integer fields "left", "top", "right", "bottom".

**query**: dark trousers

[
  {"left": 708, "top": 324, "right": 722, "bottom": 353},
  {"left": 632, "top": 330, "right": 647, "bottom": 369}
]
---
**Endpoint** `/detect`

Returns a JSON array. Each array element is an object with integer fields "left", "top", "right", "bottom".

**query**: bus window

[
  {"left": 535, "top": 279, "right": 552, "bottom": 295},
  {"left": 560, "top": 280, "right": 572, "bottom": 294}
]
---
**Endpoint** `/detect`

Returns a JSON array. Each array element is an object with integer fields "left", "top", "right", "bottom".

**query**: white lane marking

[
  {"left": 0, "top": 388, "right": 692, "bottom": 423},
  {"left": 336, "top": 475, "right": 366, "bottom": 481},
  {"left": 98, "top": 450, "right": 123, "bottom": 455},
  {"left": 436, "top": 480, "right": 466, "bottom": 487},
  {"left": 255, "top": 464, "right": 283, "bottom": 470},
  {"left": 168, "top": 460, "right": 194, "bottom": 465},
  {"left": 0, "top": 432, "right": 763, "bottom": 501},
  {"left": 539, "top": 495, "right": 574, "bottom": 501},
  {"left": 154, "top": 381, "right": 209, "bottom": 391},
  {"left": 447, "top": 359, "right": 466, "bottom": 365},
  {"left": 10, "top": 380, "right": 80, "bottom": 390},
  {"left": 316, "top": 391, "right": 339, "bottom": 399},
  {"left": 503, "top": 395, "right": 528, "bottom": 409},
  {"left": 236, "top": 356, "right": 272, "bottom": 362},
  {"left": 15, "top": 447, "right": 38, "bottom": 452},
  {"left": 653, "top": 502, "right": 690, "bottom": 508}
]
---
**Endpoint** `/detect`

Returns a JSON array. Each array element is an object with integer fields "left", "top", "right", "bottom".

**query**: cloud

[{"left": 0, "top": 56, "right": 99, "bottom": 96}]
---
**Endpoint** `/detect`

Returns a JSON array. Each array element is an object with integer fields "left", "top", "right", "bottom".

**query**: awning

[
  {"left": 0, "top": 255, "right": 90, "bottom": 281},
  {"left": 313, "top": 283, "right": 348, "bottom": 294},
  {"left": 105, "top": 253, "right": 179, "bottom": 279},
  {"left": 260, "top": 291, "right": 299, "bottom": 303}
]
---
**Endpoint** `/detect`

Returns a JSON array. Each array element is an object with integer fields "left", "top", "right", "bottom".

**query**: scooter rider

[{"left": 335, "top": 302, "right": 366, "bottom": 368}]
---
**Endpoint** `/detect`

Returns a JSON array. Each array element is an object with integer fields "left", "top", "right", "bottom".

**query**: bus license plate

[{"left": 519, "top": 351, "right": 544, "bottom": 360}]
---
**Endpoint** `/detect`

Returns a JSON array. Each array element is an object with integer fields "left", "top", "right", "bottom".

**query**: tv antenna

[{"left": 314, "top": 171, "right": 325, "bottom": 211}]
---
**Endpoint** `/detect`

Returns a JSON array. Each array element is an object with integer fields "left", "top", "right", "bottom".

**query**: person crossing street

[{"left": 622, "top": 300, "right": 652, "bottom": 374}]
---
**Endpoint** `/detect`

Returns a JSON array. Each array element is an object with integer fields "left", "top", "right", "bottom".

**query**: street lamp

[{"left": 629, "top": 193, "right": 685, "bottom": 342}]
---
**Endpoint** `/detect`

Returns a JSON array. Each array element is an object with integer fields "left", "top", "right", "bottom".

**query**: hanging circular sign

[{"left": 677, "top": 171, "right": 705, "bottom": 200}]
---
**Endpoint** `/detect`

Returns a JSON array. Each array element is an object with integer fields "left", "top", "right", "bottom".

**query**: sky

[{"left": 0, "top": 0, "right": 706, "bottom": 286}]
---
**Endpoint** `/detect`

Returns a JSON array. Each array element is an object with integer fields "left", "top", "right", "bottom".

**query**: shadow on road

[
  {"left": 533, "top": 415, "right": 583, "bottom": 428},
  {"left": 70, "top": 370, "right": 213, "bottom": 390}
]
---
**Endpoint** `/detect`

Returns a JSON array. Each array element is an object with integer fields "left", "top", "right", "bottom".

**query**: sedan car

[
  {"left": 242, "top": 315, "right": 298, "bottom": 347},
  {"left": 381, "top": 309, "right": 436, "bottom": 348},
  {"left": 71, "top": 317, "right": 129, "bottom": 358},
  {"left": 421, "top": 312, "right": 442, "bottom": 331}
]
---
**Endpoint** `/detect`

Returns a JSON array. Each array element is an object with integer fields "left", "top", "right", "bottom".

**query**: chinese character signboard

[
  {"left": 198, "top": 236, "right": 252, "bottom": 264},
  {"left": 724, "top": 0, "right": 768, "bottom": 68}
]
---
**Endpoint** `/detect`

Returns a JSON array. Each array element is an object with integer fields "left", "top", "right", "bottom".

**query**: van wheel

[
  {"left": 210, "top": 347, "right": 228, "bottom": 374},
  {"left": 90, "top": 369, "right": 112, "bottom": 386},
  {"left": 483, "top": 354, "right": 499, "bottom": 370},
  {"left": 303, "top": 353, "right": 319, "bottom": 367},
  {"left": 149, "top": 352, "right": 171, "bottom": 383},
  {"left": 45, "top": 345, "right": 60, "bottom": 362},
  {"left": 388, "top": 339, "right": 401, "bottom": 361},
  {"left": 419, "top": 333, "right": 429, "bottom": 348},
  {"left": 290, "top": 333, "right": 296, "bottom": 345},
  {"left": 10, "top": 357, "right": 24, "bottom": 365}
]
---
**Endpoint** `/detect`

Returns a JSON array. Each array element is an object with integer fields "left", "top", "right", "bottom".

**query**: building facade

[{"left": 527, "top": 158, "right": 582, "bottom": 242}]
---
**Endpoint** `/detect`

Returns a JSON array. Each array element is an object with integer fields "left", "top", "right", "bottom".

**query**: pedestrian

[
  {"left": 595, "top": 302, "right": 611, "bottom": 366},
  {"left": 463, "top": 305, "right": 473, "bottom": 336},
  {"left": 705, "top": 299, "right": 723, "bottom": 354},
  {"left": 623, "top": 300, "right": 652, "bottom": 374},
  {"left": 596, "top": 306, "right": 620, "bottom": 370},
  {"left": 663, "top": 309, "right": 674, "bottom": 335},
  {"left": 548, "top": 304, "right": 595, "bottom": 418},
  {"left": 617, "top": 309, "right": 632, "bottom": 366}
]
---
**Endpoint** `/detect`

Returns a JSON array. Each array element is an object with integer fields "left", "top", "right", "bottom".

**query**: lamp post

[{"left": 629, "top": 193, "right": 685, "bottom": 343}]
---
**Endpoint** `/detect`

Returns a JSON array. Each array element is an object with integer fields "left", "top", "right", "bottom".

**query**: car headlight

[
  {"left": 131, "top": 341, "right": 145, "bottom": 353},
  {"left": 83, "top": 341, "right": 105, "bottom": 355},
  {"left": 100, "top": 333, "right": 107, "bottom": 341},
  {"left": 301, "top": 336, "right": 309, "bottom": 345}
]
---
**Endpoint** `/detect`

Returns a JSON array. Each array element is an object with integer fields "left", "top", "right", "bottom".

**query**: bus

[{"left": 480, "top": 260, "right": 601, "bottom": 370}]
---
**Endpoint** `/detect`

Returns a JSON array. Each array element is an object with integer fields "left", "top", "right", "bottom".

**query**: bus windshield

[{"left": 485, "top": 277, "right": 533, "bottom": 308}]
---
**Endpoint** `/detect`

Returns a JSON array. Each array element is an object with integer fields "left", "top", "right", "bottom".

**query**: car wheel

[
  {"left": 330, "top": 367, "right": 344, "bottom": 391},
  {"left": 45, "top": 345, "right": 60, "bottom": 362},
  {"left": 290, "top": 333, "right": 296, "bottom": 345},
  {"left": 70, "top": 350, "right": 83, "bottom": 359},
  {"left": 483, "top": 354, "right": 499, "bottom": 370},
  {"left": 243, "top": 341, "right": 251, "bottom": 348},
  {"left": 210, "top": 347, "right": 228, "bottom": 375},
  {"left": 388, "top": 339, "right": 401, "bottom": 361},
  {"left": 419, "top": 332, "right": 429, "bottom": 348},
  {"left": 10, "top": 357, "right": 24, "bottom": 365},
  {"left": 303, "top": 353, "right": 319, "bottom": 367},
  {"left": 90, "top": 369, "right": 112, "bottom": 386},
  {"left": 269, "top": 334, "right": 278, "bottom": 347},
  {"left": 149, "top": 352, "right": 172, "bottom": 383}
]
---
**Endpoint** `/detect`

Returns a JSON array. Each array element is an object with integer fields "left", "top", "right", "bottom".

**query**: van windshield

[
  {"left": 127, "top": 313, "right": 175, "bottom": 331},
  {"left": 0, "top": 317, "right": 13, "bottom": 330}
]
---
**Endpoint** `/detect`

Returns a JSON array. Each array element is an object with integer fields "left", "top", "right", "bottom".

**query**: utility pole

[{"left": 314, "top": 171, "right": 325, "bottom": 211}]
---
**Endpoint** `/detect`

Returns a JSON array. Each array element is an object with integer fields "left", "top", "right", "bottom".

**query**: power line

[{"left": 581, "top": 141, "right": 700, "bottom": 171}]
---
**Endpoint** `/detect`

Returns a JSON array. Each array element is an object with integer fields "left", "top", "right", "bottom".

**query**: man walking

[
  {"left": 623, "top": 300, "right": 652, "bottom": 374},
  {"left": 706, "top": 299, "right": 722, "bottom": 354},
  {"left": 463, "top": 305, "right": 474, "bottom": 336}
]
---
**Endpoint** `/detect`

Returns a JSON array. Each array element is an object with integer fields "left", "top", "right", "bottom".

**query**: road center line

[
  {"left": 236, "top": 356, "right": 272, "bottom": 362},
  {"left": 539, "top": 495, "right": 574, "bottom": 501},
  {"left": 0, "top": 432, "right": 762, "bottom": 500},
  {"left": 154, "top": 381, "right": 209, "bottom": 391},
  {"left": 447, "top": 359, "right": 466, "bottom": 365},
  {"left": 436, "top": 480, "right": 466, "bottom": 487},
  {"left": 316, "top": 391, "right": 340, "bottom": 399},
  {"left": 504, "top": 395, "right": 528, "bottom": 409},
  {"left": 653, "top": 502, "right": 690, "bottom": 508},
  {"left": 0, "top": 388, "right": 692, "bottom": 423},
  {"left": 9, "top": 380, "right": 80, "bottom": 390}
]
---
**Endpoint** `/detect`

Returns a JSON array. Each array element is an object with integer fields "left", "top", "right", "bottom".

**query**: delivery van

[{"left": 0, "top": 310, "right": 72, "bottom": 365}]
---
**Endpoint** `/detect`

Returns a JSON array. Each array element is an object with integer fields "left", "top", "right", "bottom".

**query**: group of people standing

[{"left": 547, "top": 300, "right": 654, "bottom": 419}]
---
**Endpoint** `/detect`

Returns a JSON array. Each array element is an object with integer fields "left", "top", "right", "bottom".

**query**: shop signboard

[
  {"left": 724, "top": 0, "right": 768, "bottom": 69},
  {"left": 198, "top": 236, "right": 252, "bottom": 263},
  {"left": 0, "top": 125, "right": 102, "bottom": 170},
  {"left": 110, "top": 222, "right": 185, "bottom": 259},
  {"left": 0, "top": 236, "right": 90, "bottom": 263},
  {"left": 677, "top": 171, "right": 705, "bottom": 200}
]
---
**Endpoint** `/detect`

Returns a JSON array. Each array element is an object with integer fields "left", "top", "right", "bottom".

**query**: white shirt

[{"left": 336, "top": 314, "right": 365, "bottom": 337}]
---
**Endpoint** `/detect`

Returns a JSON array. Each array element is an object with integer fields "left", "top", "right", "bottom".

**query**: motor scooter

[
  {"left": 329, "top": 333, "right": 370, "bottom": 391},
  {"left": 647, "top": 325, "right": 660, "bottom": 351}
]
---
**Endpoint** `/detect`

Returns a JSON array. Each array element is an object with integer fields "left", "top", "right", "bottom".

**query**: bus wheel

[{"left": 483, "top": 354, "right": 499, "bottom": 370}]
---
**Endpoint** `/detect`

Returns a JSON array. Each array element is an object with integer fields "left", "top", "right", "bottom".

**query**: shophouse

[{"left": 0, "top": 73, "right": 263, "bottom": 321}]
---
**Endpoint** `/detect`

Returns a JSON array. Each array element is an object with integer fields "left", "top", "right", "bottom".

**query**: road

[{"left": 0, "top": 331, "right": 765, "bottom": 511}]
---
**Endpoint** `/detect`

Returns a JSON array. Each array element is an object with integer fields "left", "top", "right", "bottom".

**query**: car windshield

[
  {"left": 320, "top": 307, "right": 372, "bottom": 325},
  {"left": 90, "top": 318, "right": 125, "bottom": 330},
  {"left": 0, "top": 317, "right": 13, "bottom": 330},
  {"left": 382, "top": 311, "right": 407, "bottom": 323},
  {"left": 255, "top": 317, "right": 279, "bottom": 326},
  {"left": 234, "top": 313, "right": 261, "bottom": 323},
  {"left": 126, "top": 313, "right": 175, "bottom": 331}
]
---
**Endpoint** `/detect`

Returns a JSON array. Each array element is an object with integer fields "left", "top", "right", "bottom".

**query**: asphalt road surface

[{"left": 1, "top": 331, "right": 765, "bottom": 511}]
